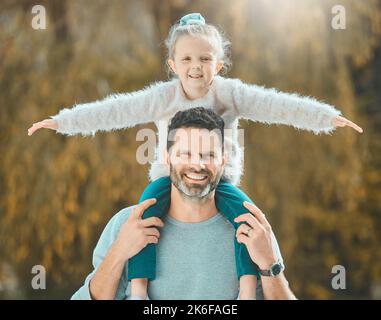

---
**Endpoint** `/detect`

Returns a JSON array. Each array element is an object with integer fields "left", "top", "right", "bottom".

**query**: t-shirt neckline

[{"left": 164, "top": 212, "right": 223, "bottom": 228}]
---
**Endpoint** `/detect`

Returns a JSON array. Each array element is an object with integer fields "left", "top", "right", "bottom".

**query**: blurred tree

[{"left": 0, "top": 0, "right": 380, "bottom": 299}]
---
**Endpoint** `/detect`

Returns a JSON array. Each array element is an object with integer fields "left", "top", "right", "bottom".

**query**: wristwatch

[{"left": 259, "top": 260, "right": 285, "bottom": 277}]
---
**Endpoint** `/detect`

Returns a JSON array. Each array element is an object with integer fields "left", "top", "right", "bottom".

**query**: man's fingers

[
  {"left": 234, "top": 212, "right": 260, "bottom": 229},
  {"left": 143, "top": 227, "right": 160, "bottom": 238},
  {"left": 236, "top": 223, "right": 250, "bottom": 235},
  {"left": 132, "top": 198, "right": 157, "bottom": 219},
  {"left": 146, "top": 235, "right": 159, "bottom": 245},
  {"left": 236, "top": 233, "right": 249, "bottom": 246},
  {"left": 242, "top": 201, "right": 271, "bottom": 229},
  {"left": 141, "top": 216, "right": 164, "bottom": 228},
  {"left": 243, "top": 201, "right": 262, "bottom": 218}
]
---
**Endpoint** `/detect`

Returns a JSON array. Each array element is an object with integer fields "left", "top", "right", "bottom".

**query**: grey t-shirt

[{"left": 71, "top": 206, "right": 283, "bottom": 300}]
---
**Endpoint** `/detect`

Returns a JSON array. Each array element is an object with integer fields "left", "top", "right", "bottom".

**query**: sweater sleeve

[
  {"left": 226, "top": 78, "right": 342, "bottom": 135},
  {"left": 51, "top": 81, "right": 175, "bottom": 136}
]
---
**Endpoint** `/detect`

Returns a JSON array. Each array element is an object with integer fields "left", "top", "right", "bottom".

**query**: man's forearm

[
  {"left": 261, "top": 273, "right": 297, "bottom": 300},
  {"left": 89, "top": 243, "right": 128, "bottom": 300}
]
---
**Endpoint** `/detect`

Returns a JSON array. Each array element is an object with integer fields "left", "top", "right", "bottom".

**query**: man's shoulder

[
  {"left": 113, "top": 204, "right": 137, "bottom": 221},
  {"left": 104, "top": 204, "right": 138, "bottom": 235}
]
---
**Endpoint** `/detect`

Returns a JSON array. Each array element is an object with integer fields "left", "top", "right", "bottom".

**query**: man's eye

[
  {"left": 182, "top": 57, "right": 191, "bottom": 61},
  {"left": 180, "top": 152, "right": 191, "bottom": 157},
  {"left": 202, "top": 153, "right": 214, "bottom": 160},
  {"left": 201, "top": 57, "right": 210, "bottom": 61}
]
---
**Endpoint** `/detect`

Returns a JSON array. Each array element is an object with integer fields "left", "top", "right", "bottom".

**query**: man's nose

[
  {"left": 189, "top": 155, "right": 207, "bottom": 169},
  {"left": 199, "top": 161, "right": 206, "bottom": 169}
]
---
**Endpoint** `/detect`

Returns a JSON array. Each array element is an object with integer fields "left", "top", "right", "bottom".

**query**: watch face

[{"left": 271, "top": 263, "right": 282, "bottom": 276}]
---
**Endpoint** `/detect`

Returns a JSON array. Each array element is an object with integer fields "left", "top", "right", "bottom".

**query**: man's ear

[
  {"left": 164, "top": 149, "right": 170, "bottom": 169},
  {"left": 167, "top": 59, "right": 177, "bottom": 74},
  {"left": 215, "top": 60, "right": 224, "bottom": 75},
  {"left": 222, "top": 151, "right": 227, "bottom": 167}
]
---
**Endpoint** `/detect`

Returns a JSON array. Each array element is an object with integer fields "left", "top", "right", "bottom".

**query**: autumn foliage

[{"left": 0, "top": 0, "right": 380, "bottom": 299}]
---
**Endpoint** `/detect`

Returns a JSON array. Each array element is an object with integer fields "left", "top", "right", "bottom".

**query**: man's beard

[{"left": 170, "top": 164, "right": 222, "bottom": 202}]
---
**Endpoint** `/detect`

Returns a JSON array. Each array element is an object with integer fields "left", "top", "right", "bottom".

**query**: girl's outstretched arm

[
  {"left": 28, "top": 81, "right": 175, "bottom": 136},
  {"left": 225, "top": 78, "right": 362, "bottom": 134}
]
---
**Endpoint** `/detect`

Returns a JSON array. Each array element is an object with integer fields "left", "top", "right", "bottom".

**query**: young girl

[{"left": 28, "top": 13, "right": 362, "bottom": 300}]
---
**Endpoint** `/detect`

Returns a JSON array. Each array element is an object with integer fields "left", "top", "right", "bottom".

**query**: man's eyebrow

[
  {"left": 200, "top": 151, "right": 217, "bottom": 157},
  {"left": 180, "top": 52, "right": 213, "bottom": 56}
]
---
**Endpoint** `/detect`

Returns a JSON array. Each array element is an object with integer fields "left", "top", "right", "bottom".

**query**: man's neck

[{"left": 168, "top": 184, "right": 218, "bottom": 223}]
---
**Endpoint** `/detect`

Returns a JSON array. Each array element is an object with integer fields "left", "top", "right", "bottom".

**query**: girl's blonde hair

[{"left": 164, "top": 18, "right": 232, "bottom": 77}]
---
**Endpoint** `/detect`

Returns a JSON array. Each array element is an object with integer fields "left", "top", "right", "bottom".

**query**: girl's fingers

[
  {"left": 335, "top": 116, "right": 363, "bottom": 133},
  {"left": 346, "top": 121, "right": 363, "bottom": 133},
  {"left": 28, "top": 120, "right": 58, "bottom": 135},
  {"left": 27, "top": 124, "right": 41, "bottom": 136},
  {"left": 30, "top": 123, "right": 44, "bottom": 133}
]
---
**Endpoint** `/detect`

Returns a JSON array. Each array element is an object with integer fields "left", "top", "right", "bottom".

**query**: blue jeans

[{"left": 127, "top": 176, "right": 259, "bottom": 281}]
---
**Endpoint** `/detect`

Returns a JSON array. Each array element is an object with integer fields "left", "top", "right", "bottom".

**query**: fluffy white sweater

[{"left": 51, "top": 76, "right": 341, "bottom": 185}]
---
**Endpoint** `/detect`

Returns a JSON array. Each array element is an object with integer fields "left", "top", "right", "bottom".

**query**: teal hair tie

[{"left": 179, "top": 13, "right": 205, "bottom": 26}]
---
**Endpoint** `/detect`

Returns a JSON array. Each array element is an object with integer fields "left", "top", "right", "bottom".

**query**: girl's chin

[{"left": 187, "top": 80, "right": 208, "bottom": 89}]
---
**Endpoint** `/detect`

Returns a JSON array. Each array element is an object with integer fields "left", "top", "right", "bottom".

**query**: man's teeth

[{"left": 186, "top": 174, "right": 207, "bottom": 180}]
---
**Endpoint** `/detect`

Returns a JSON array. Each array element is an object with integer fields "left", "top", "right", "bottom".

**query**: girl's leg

[
  {"left": 127, "top": 176, "right": 171, "bottom": 281},
  {"left": 216, "top": 180, "right": 260, "bottom": 299}
]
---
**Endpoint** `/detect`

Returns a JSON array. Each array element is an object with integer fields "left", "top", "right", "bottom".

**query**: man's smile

[{"left": 183, "top": 172, "right": 209, "bottom": 183}]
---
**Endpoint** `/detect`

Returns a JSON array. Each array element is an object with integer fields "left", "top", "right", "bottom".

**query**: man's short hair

[{"left": 166, "top": 107, "right": 225, "bottom": 152}]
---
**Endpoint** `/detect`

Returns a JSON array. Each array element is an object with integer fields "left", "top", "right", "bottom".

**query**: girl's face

[{"left": 168, "top": 35, "right": 224, "bottom": 93}]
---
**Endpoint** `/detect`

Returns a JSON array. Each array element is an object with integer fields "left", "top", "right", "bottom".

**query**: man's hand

[
  {"left": 234, "top": 201, "right": 277, "bottom": 270},
  {"left": 235, "top": 202, "right": 297, "bottom": 299},
  {"left": 113, "top": 198, "right": 164, "bottom": 262},
  {"left": 89, "top": 198, "right": 164, "bottom": 300}
]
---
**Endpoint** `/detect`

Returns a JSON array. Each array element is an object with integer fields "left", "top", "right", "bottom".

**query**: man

[{"left": 72, "top": 107, "right": 296, "bottom": 300}]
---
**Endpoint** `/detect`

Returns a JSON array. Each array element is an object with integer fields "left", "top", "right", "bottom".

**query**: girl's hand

[
  {"left": 332, "top": 115, "right": 363, "bottom": 133},
  {"left": 27, "top": 119, "right": 58, "bottom": 136}
]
